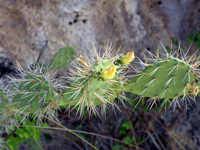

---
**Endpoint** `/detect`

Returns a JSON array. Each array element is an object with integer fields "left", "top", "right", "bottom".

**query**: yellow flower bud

[
  {"left": 186, "top": 83, "right": 199, "bottom": 95},
  {"left": 120, "top": 51, "right": 135, "bottom": 65},
  {"left": 192, "top": 86, "right": 199, "bottom": 95},
  {"left": 101, "top": 65, "right": 117, "bottom": 80}
]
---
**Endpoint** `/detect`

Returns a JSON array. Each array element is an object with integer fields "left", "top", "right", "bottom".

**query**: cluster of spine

[
  {"left": 0, "top": 78, "right": 16, "bottom": 134},
  {"left": 124, "top": 44, "right": 200, "bottom": 109},
  {"left": 0, "top": 41, "right": 200, "bottom": 149},
  {"left": 0, "top": 63, "right": 63, "bottom": 134},
  {"left": 0, "top": 43, "right": 135, "bottom": 134},
  {"left": 61, "top": 43, "right": 135, "bottom": 116},
  {"left": 0, "top": 42, "right": 200, "bottom": 133}
]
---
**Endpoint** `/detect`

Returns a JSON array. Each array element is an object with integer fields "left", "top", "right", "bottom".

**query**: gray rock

[{"left": 0, "top": 0, "right": 199, "bottom": 69}]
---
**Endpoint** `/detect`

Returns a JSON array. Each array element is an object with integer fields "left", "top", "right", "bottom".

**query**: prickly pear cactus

[
  {"left": 50, "top": 46, "right": 76, "bottom": 68},
  {"left": 124, "top": 44, "right": 200, "bottom": 108},
  {"left": 7, "top": 63, "right": 62, "bottom": 124},
  {"left": 0, "top": 78, "right": 17, "bottom": 133},
  {"left": 0, "top": 80, "right": 9, "bottom": 112},
  {"left": 61, "top": 43, "right": 135, "bottom": 115}
]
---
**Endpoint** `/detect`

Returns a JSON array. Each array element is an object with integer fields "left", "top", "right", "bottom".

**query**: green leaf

[
  {"left": 123, "top": 136, "right": 132, "bottom": 144},
  {"left": 7, "top": 136, "right": 24, "bottom": 150},
  {"left": 122, "top": 122, "right": 132, "bottom": 130},
  {"left": 6, "top": 120, "right": 44, "bottom": 150},
  {"left": 50, "top": 46, "right": 76, "bottom": 68},
  {"left": 119, "top": 129, "right": 127, "bottom": 135}
]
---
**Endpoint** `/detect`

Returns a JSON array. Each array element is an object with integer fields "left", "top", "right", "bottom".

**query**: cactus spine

[
  {"left": 0, "top": 42, "right": 199, "bottom": 124},
  {"left": 2, "top": 63, "right": 62, "bottom": 128},
  {"left": 0, "top": 41, "right": 200, "bottom": 149},
  {"left": 124, "top": 44, "right": 200, "bottom": 108},
  {"left": 61, "top": 43, "right": 133, "bottom": 115},
  {"left": 0, "top": 43, "right": 135, "bottom": 130}
]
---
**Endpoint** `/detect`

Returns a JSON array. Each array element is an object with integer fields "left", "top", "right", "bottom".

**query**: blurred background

[
  {"left": 0, "top": 0, "right": 200, "bottom": 70},
  {"left": 0, "top": 0, "right": 200, "bottom": 149}
]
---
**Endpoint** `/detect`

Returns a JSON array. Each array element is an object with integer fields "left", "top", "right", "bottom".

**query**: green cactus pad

[
  {"left": 93, "top": 59, "right": 114, "bottom": 71},
  {"left": 125, "top": 58, "right": 196, "bottom": 99},
  {"left": 50, "top": 46, "right": 76, "bottom": 68},
  {"left": 61, "top": 74, "right": 120, "bottom": 107},
  {"left": 11, "top": 75, "right": 59, "bottom": 114},
  {"left": 61, "top": 45, "right": 129, "bottom": 115},
  {"left": 7, "top": 63, "right": 63, "bottom": 122},
  {"left": 0, "top": 90, "right": 9, "bottom": 111}
]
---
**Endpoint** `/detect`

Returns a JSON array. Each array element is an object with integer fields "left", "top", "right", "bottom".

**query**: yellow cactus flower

[
  {"left": 192, "top": 86, "right": 199, "bottom": 95},
  {"left": 120, "top": 51, "right": 135, "bottom": 65},
  {"left": 101, "top": 65, "right": 117, "bottom": 80},
  {"left": 186, "top": 83, "right": 199, "bottom": 95}
]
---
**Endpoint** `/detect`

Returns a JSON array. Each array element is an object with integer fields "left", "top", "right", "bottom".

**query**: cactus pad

[
  {"left": 8, "top": 64, "right": 62, "bottom": 124},
  {"left": 124, "top": 44, "right": 200, "bottom": 108},
  {"left": 61, "top": 43, "right": 132, "bottom": 115},
  {"left": 125, "top": 58, "right": 196, "bottom": 98},
  {"left": 50, "top": 46, "right": 76, "bottom": 68}
]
